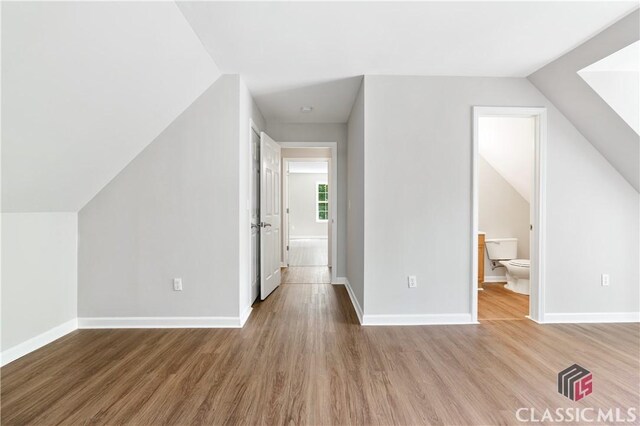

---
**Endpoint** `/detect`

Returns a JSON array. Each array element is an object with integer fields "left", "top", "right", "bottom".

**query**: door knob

[{"left": 259, "top": 222, "right": 272, "bottom": 228}]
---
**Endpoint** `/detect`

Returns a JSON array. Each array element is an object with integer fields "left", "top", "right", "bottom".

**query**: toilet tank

[{"left": 485, "top": 238, "right": 518, "bottom": 260}]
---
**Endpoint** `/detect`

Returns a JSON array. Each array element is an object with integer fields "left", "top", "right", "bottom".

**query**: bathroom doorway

[{"left": 471, "top": 107, "right": 547, "bottom": 323}]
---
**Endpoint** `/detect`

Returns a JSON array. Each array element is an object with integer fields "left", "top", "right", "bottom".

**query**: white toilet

[{"left": 485, "top": 238, "right": 530, "bottom": 295}]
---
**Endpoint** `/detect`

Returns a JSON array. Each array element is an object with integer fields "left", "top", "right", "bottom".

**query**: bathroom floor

[{"left": 478, "top": 283, "right": 529, "bottom": 320}]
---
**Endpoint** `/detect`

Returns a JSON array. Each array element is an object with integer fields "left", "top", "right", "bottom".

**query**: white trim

[
  {"left": 483, "top": 276, "right": 507, "bottom": 283},
  {"left": 362, "top": 313, "right": 476, "bottom": 326},
  {"left": 280, "top": 142, "right": 338, "bottom": 282},
  {"left": 1, "top": 318, "right": 78, "bottom": 367},
  {"left": 341, "top": 277, "right": 363, "bottom": 324},
  {"left": 331, "top": 276, "right": 347, "bottom": 285},
  {"left": 248, "top": 119, "right": 261, "bottom": 313},
  {"left": 543, "top": 312, "right": 640, "bottom": 324},
  {"left": 78, "top": 316, "right": 246, "bottom": 329},
  {"left": 472, "top": 107, "right": 547, "bottom": 323},
  {"left": 239, "top": 306, "right": 253, "bottom": 327}
]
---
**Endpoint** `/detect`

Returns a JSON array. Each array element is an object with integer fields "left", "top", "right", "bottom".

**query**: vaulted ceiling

[
  {"left": 3, "top": 1, "right": 638, "bottom": 213},
  {"left": 178, "top": 1, "right": 637, "bottom": 123}
]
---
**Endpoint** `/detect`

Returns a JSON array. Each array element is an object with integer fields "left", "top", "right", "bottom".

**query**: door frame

[
  {"left": 471, "top": 106, "right": 547, "bottom": 323},
  {"left": 282, "top": 157, "right": 332, "bottom": 268},
  {"left": 279, "top": 142, "right": 338, "bottom": 284},
  {"left": 248, "top": 119, "right": 261, "bottom": 303}
]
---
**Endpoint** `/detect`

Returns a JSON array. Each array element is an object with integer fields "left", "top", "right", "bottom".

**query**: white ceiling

[
  {"left": 2, "top": 2, "right": 220, "bottom": 212},
  {"left": 288, "top": 162, "right": 328, "bottom": 174},
  {"left": 479, "top": 117, "right": 535, "bottom": 203},
  {"left": 178, "top": 1, "right": 637, "bottom": 123},
  {"left": 578, "top": 41, "right": 640, "bottom": 135}
]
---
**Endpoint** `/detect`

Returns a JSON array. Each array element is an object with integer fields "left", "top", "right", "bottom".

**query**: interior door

[{"left": 260, "top": 132, "right": 282, "bottom": 299}]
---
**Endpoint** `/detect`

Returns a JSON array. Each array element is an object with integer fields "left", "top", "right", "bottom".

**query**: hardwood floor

[
  {"left": 478, "top": 283, "right": 529, "bottom": 321},
  {"left": 2, "top": 284, "right": 639, "bottom": 425},
  {"left": 289, "top": 238, "right": 328, "bottom": 266},
  {"left": 282, "top": 266, "right": 331, "bottom": 284}
]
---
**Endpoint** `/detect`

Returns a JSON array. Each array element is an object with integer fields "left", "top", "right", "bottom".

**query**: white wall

[
  {"left": 289, "top": 173, "right": 328, "bottom": 238},
  {"left": 479, "top": 156, "right": 530, "bottom": 279},
  {"left": 2, "top": 213, "right": 77, "bottom": 356},
  {"left": 346, "top": 81, "right": 365, "bottom": 313},
  {"left": 266, "top": 123, "right": 348, "bottom": 278},
  {"left": 78, "top": 76, "right": 243, "bottom": 321},
  {"left": 361, "top": 75, "right": 639, "bottom": 319}
]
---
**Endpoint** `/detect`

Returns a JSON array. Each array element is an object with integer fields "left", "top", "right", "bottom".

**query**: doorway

[
  {"left": 472, "top": 107, "right": 547, "bottom": 323},
  {"left": 285, "top": 160, "right": 329, "bottom": 267},
  {"left": 280, "top": 143, "right": 338, "bottom": 285}
]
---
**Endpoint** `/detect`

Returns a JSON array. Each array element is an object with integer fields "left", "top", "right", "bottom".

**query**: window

[{"left": 316, "top": 182, "right": 328, "bottom": 222}]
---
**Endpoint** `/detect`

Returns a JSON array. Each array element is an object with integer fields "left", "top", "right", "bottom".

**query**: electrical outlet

[
  {"left": 408, "top": 275, "right": 417, "bottom": 288},
  {"left": 173, "top": 278, "right": 183, "bottom": 291},
  {"left": 601, "top": 274, "right": 610, "bottom": 287}
]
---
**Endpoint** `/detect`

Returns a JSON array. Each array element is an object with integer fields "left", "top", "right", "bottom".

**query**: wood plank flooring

[
  {"left": 282, "top": 266, "right": 331, "bottom": 284},
  {"left": 478, "top": 283, "right": 529, "bottom": 321},
  {"left": 289, "top": 238, "right": 328, "bottom": 266},
  {"left": 2, "top": 284, "right": 639, "bottom": 425}
]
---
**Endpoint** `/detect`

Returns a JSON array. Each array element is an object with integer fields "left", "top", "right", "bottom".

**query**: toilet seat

[{"left": 508, "top": 259, "right": 530, "bottom": 268}]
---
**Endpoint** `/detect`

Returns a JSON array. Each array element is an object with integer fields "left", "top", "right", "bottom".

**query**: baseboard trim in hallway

[
  {"left": 78, "top": 316, "right": 247, "bottom": 329},
  {"left": 543, "top": 312, "right": 640, "bottom": 323},
  {"left": 362, "top": 313, "right": 476, "bottom": 326},
  {"left": 340, "top": 277, "right": 363, "bottom": 324}
]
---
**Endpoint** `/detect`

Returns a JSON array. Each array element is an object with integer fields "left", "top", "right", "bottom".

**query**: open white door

[{"left": 260, "top": 132, "right": 282, "bottom": 299}]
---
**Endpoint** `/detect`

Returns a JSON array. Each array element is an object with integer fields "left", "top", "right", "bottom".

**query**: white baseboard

[
  {"left": 78, "top": 316, "right": 247, "bottom": 329},
  {"left": 1, "top": 318, "right": 78, "bottom": 367},
  {"left": 483, "top": 276, "right": 506, "bottom": 283},
  {"left": 239, "top": 307, "right": 253, "bottom": 327},
  {"left": 362, "top": 313, "right": 474, "bottom": 326},
  {"left": 340, "top": 277, "right": 363, "bottom": 324},
  {"left": 543, "top": 312, "right": 640, "bottom": 324},
  {"left": 331, "top": 276, "right": 347, "bottom": 285}
]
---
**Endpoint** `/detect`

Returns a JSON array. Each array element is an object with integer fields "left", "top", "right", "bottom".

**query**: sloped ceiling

[
  {"left": 578, "top": 40, "right": 640, "bottom": 135},
  {"left": 2, "top": 2, "right": 221, "bottom": 212},
  {"left": 479, "top": 117, "right": 535, "bottom": 203},
  {"left": 178, "top": 1, "right": 637, "bottom": 123},
  {"left": 528, "top": 9, "right": 639, "bottom": 192}
]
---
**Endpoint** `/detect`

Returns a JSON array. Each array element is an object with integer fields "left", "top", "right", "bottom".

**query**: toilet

[{"left": 485, "top": 238, "right": 530, "bottom": 295}]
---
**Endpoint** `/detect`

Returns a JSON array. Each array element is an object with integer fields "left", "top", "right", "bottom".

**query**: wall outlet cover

[
  {"left": 408, "top": 275, "right": 417, "bottom": 288},
  {"left": 173, "top": 278, "right": 183, "bottom": 291}
]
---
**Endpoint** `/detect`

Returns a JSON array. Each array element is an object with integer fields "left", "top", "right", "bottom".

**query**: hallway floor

[
  {"left": 2, "top": 283, "right": 639, "bottom": 425},
  {"left": 289, "top": 238, "right": 327, "bottom": 266},
  {"left": 282, "top": 266, "right": 331, "bottom": 284}
]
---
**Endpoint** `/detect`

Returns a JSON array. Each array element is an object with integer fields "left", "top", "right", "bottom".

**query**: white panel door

[{"left": 260, "top": 132, "right": 282, "bottom": 300}]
